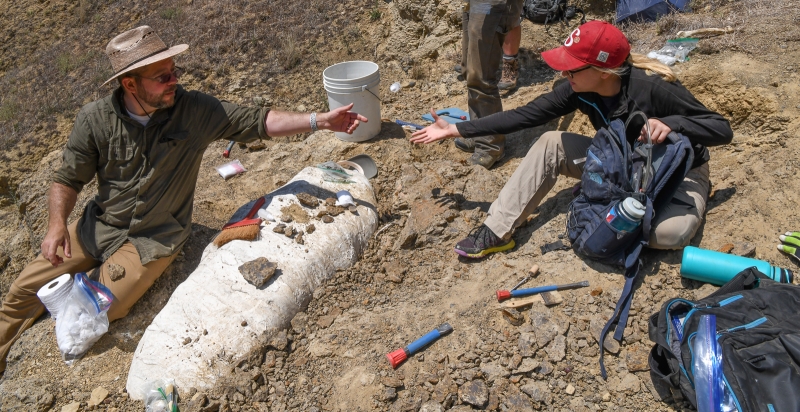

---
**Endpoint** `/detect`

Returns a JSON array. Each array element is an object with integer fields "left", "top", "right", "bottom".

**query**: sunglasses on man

[{"left": 133, "top": 67, "right": 184, "bottom": 84}]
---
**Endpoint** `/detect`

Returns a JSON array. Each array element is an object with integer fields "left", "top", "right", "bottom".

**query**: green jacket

[{"left": 53, "top": 86, "right": 269, "bottom": 264}]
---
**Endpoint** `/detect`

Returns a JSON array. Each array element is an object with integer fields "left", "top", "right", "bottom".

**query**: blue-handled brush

[
  {"left": 395, "top": 119, "right": 426, "bottom": 130},
  {"left": 386, "top": 323, "right": 453, "bottom": 368},
  {"left": 497, "top": 281, "right": 589, "bottom": 302}
]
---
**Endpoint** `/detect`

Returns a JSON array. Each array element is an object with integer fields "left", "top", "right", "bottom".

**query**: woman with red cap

[{"left": 411, "top": 20, "right": 733, "bottom": 259}]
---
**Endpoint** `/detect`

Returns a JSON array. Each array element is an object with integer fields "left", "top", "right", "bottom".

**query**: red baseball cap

[{"left": 541, "top": 21, "right": 631, "bottom": 71}]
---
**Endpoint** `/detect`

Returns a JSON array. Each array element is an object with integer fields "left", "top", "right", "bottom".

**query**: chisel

[
  {"left": 386, "top": 323, "right": 453, "bottom": 368},
  {"left": 496, "top": 281, "right": 589, "bottom": 302}
]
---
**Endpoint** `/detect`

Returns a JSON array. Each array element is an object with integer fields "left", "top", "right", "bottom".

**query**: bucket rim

[{"left": 322, "top": 61, "right": 380, "bottom": 84}]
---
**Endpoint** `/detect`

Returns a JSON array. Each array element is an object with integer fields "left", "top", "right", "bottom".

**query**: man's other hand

[
  {"left": 41, "top": 224, "right": 71, "bottom": 267},
  {"left": 319, "top": 103, "right": 368, "bottom": 134}
]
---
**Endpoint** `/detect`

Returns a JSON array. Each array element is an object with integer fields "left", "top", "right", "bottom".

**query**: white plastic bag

[
  {"left": 55, "top": 272, "right": 114, "bottom": 365},
  {"left": 216, "top": 159, "right": 247, "bottom": 179}
]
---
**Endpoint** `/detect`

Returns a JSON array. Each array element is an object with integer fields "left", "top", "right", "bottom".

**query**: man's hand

[
  {"left": 41, "top": 224, "right": 71, "bottom": 267},
  {"left": 639, "top": 118, "right": 672, "bottom": 144},
  {"left": 318, "top": 103, "right": 368, "bottom": 134},
  {"left": 410, "top": 109, "right": 461, "bottom": 144}
]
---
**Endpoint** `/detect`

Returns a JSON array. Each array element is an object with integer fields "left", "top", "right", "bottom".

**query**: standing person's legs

[
  {"left": 463, "top": 0, "right": 509, "bottom": 168},
  {"left": 0, "top": 221, "right": 99, "bottom": 373},
  {"left": 499, "top": 0, "right": 523, "bottom": 91},
  {"left": 649, "top": 163, "right": 710, "bottom": 249},
  {"left": 485, "top": 131, "right": 592, "bottom": 238}
]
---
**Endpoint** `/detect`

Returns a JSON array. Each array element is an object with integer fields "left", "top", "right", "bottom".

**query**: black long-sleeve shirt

[{"left": 456, "top": 67, "right": 733, "bottom": 168}]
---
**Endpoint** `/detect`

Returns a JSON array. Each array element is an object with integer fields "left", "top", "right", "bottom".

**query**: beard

[{"left": 135, "top": 82, "right": 177, "bottom": 110}]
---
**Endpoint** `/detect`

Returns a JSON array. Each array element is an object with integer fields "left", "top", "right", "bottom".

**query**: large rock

[{"left": 126, "top": 167, "right": 378, "bottom": 398}]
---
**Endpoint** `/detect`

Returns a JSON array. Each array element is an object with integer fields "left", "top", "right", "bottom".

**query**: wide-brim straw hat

[{"left": 102, "top": 26, "right": 188, "bottom": 86}]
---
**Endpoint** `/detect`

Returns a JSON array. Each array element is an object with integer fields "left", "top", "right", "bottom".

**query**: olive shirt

[{"left": 53, "top": 86, "right": 269, "bottom": 264}]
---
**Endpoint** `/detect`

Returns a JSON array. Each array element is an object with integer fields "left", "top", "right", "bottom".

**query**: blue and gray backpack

[{"left": 566, "top": 112, "right": 694, "bottom": 378}]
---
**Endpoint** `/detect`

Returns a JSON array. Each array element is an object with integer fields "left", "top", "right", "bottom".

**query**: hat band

[{"left": 114, "top": 45, "right": 170, "bottom": 74}]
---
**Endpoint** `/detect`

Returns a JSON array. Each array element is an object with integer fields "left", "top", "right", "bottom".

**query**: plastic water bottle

[{"left": 606, "top": 198, "right": 645, "bottom": 232}]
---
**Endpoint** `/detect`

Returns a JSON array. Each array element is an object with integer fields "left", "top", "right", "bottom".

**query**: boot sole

[{"left": 454, "top": 239, "right": 516, "bottom": 258}]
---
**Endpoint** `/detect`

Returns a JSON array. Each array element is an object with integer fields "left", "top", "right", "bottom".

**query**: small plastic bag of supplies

[
  {"left": 216, "top": 159, "right": 247, "bottom": 180},
  {"left": 647, "top": 38, "right": 699, "bottom": 66},
  {"left": 145, "top": 378, "right": 179, "bottom": 412},
  {"left": 55, "top": 272, "right": 114, "bottom": 365}
]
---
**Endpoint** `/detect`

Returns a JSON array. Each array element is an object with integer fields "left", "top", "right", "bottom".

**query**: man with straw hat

[{"left": 0, "top": 26, "right": 367, "bottom": 374}]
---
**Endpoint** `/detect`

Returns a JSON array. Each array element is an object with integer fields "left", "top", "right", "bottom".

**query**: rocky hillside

[{"left": 1, "top": 0, "right": 799, "bottom": 410}]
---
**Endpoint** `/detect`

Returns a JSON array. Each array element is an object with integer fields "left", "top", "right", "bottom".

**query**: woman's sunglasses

[{"left": 565, "top": 66, "right": 592, "bottom": 79}]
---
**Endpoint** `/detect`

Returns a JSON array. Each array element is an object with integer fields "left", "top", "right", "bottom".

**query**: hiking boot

[
  {"left": 454, "top": 224, "right": 515, "bottom": 258},
  {"left": 454, "top": 64, "right": 466, "bottom": 81},
  {"left": 468, "top": 151, "right": 502, "bottom": 169},
  {"left": 454, "top": 137, "right": 475, "bottom": 153},
  {"left": 498, "top": 58, "right": 519, "bottom": 91}
]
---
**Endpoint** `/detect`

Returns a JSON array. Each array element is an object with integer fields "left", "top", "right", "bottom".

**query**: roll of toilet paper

[{"left": 37, "top": 273, "right": 73, "bottom": 320}]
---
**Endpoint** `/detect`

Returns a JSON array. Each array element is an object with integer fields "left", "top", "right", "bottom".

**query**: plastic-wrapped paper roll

[{"left": 36, "top": 273, "right": 73, "bottom": 320}]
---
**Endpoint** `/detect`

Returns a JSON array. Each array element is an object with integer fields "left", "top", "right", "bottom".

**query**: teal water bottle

[{"left": 681, "top": 246, "right": 793, "bottom": 286}]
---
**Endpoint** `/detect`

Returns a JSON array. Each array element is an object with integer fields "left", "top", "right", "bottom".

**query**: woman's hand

[
  {"left": 639, "top": 118, "right": 672, "bottom": 144},
  {"left": 318, "top": 103, "right": 368, "bottom": 134},
  {"left": 410, "top": 109, "right": 461, "bottom": 144}
]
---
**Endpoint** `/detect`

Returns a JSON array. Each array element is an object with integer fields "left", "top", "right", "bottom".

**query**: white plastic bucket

[{"left": 322, "top": 61, "right": 381, "bottom": 142}]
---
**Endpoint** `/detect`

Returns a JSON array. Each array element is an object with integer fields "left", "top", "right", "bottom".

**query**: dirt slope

[{"left": 1, "top": 0, "right": 799, "bottom": 411}]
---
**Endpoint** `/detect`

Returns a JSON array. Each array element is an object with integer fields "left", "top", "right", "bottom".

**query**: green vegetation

[
  {"left": 0, "top": 101, "right": 19, "bottom": 123},
  {"left": 160, "top": 7, "right": 182, "bottom": 20}
]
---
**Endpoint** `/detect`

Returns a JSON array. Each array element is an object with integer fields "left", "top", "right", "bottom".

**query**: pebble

[
  {"left": 62, "top": 402, "right": 80, "bottom": 412},
  {"left": 106, "top": 263, "right": 125, "bottom": 281},
  {"left": 87, "top": 387, "right": 109, "bottom": 407},
  {"left": 565, "top": 384, "right": 576, "bottom": 395},
  {"left": 458, "top": 380, "right": 488, "bottom": 407},
  {"left": 238, "top": 257, "right": 277, "bottom": 288},
  {"left": 322, "top": 216, "right": 334, "bottom": 224}
]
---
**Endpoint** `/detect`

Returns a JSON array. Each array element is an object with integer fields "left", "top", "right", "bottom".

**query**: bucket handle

[{"left": 360, "top": 85, "right": 383, "bottom": 103}]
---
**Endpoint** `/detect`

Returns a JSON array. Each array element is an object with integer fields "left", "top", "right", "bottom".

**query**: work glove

[{"left": 777, "top": 232, "right": 800, "bottom": 264}]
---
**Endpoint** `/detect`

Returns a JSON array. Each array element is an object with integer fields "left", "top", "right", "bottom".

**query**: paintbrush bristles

[{"left": 213, "top": 224, "right": 261, "bottom": 247}]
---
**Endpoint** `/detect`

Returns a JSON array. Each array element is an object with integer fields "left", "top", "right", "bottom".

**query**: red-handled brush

[{"left": 213, "top": 197, "right": 266, "bottom": 247}]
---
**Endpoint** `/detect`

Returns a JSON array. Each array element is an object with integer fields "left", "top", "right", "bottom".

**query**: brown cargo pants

[
  {"left": 0, "top": 221, "right": 178, "bottom": 373},
  {"left": 484, "top": 131, "right": 710, "bottom": 249}
]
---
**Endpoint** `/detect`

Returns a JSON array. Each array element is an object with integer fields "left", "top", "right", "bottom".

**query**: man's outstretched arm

[
  {"left": 41, "top": 182, "right": 78, "bottom": 267},
  {"left": 264, "top": 103, "right": 367, "bottom": 137}
]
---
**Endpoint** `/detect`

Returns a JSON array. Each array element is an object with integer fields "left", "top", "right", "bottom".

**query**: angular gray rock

[
  {"left": 458, "top": 379, "right": 488, "bottom": 407},
  {"left": 238, "top": 257, "right": 277, "bottom": 288}
]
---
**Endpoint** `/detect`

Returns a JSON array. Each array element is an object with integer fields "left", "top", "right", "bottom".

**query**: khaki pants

[
  {"left": 0, "top": 221, "right": 178, "bottom": 373},
  {"left": 484, "top": 131, "right": 710, "bottom": 249},
  {"left": 461, "top": 0, "right": 524, "bottom": 159}
]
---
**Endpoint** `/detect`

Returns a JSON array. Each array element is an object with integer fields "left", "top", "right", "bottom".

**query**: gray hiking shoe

[
  {"left": 498, "top": 58, "right": 519, "bottom": 91},
  {"left": 468, "top": 152, "right": 502, "bottom": 169},
  {"left": 454, "top": 137, "right": 475, "bottom": 153}
]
